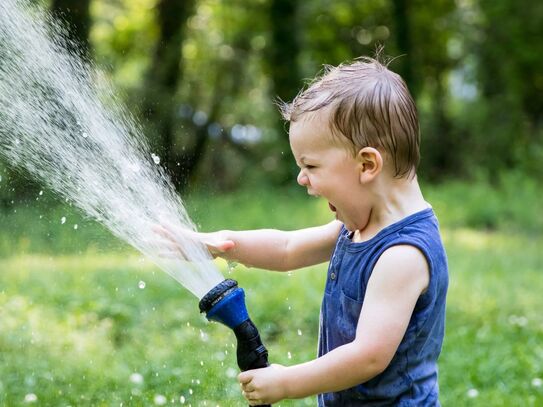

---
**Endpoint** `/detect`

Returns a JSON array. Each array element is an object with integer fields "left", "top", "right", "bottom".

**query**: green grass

[{"left": 1, "top": 180, "right": 542, "bottom": 405}]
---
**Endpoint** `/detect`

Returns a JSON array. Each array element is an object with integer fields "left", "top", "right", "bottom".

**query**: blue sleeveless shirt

[{"left": 317, "top": 208, "right": 448, "bottom": 406}]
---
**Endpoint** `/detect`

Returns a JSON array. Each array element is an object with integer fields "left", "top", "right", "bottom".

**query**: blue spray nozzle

[
  {"left": 199, "top": 279, "right": 270, "bottom": 380},
  {"left": 205, "top": 286, "right": 249, "bottom": 329}
]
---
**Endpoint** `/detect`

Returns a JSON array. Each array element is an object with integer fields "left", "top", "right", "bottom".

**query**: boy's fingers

[
  {"left": 152, "top": 224, "right": 234, "bottom": 258},
  {"left": 151, "top": 224, "right": 176, "bottom": 241},
  {"left": 151, "top": 223, "right": 198, "bottom": 240},
  {"left": 241, "top": 382, "right": 255, "bottom": 392},
  {"left": 212, "top": 240, "right": 235, "bottom": 253},
  {"left": 238, "top": 371, "right": 252, "bottom": 384}
]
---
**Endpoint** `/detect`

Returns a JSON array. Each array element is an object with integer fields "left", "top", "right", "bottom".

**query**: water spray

[{"left": 199, "top": 279, "right": 271, "bottom": 407}]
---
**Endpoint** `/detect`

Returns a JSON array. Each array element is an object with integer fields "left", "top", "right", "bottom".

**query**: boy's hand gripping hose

[{"left": 199, "top": 279, "right": 271, "bottom": 407}]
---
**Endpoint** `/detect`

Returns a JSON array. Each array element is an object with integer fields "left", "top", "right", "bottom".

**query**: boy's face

[{"left": 289, "top": 112, "right": 373, "bottom": 232}]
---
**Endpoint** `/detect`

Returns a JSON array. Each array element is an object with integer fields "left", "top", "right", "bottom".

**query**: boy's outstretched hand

[
  {"left": 152, "top": 224, "right": 235, "bottom": 259},
  {"left": 239, "top": 364, "right": 288, "bottom": 405}
]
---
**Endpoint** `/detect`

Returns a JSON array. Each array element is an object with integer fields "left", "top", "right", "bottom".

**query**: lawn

[{"left": 0, "top": 180, "right": 542, "bottom": 406}]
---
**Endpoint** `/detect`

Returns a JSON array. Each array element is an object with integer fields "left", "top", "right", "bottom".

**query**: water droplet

[
  {"left": 189, "top": 388, "right": 193, "bottom": 395},
  {"left": 39, "top": 190, "right": 43, "bottom": 195},
  {"left": 82, "top": 132, "right": 88, "bottom": 138},
  {"left": 532, "top": 377, "right": 543, "bottom": 387},
  {"left": 287, "top": 352, "right": 292, "bottom": 359},
  {"left": 226, "top": 260, "right": 238, "bottom": 272},
  {"left": 129, "top": 373, "right": 144, "bottom": 385},
  {"left": 60, "top": 216, "right": 66, "bottom": 224},
  {"left": 24, "top": 393, "right": 37, "bottom": 403},
  {"left": 153, "top": 394, "right": 167, "bottom": 405},
  {"left": 73, "top": 224, "right": 78, "bottom": 230},
  {"left": 466, "top": 388, "right": 479, "bottom": 398},
  {"left": 180, "top": 396, "right": 186, "bottom": 404},
  {"left": 297, "top": 329, "right": 303, "bottom": 336},
  {"left": 151, "top": 153, "right": 160, "bottom": 165},
  {"left": 138, "top": 281, "right": 146, "bottom": 289},
  {"left": 226, "top": 368, "right": 237, "bottom": 378}
]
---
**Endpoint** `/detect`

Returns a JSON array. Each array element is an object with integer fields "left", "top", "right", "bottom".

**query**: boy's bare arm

[
  {"left": 218, "top": 220, "right": 341, "bottom": 271},
  {"left": 155, "top": 220, "right": 342, "bottom": 271},
  {"left": 238, "top": 245, "right": 430, "bottom": 404}
]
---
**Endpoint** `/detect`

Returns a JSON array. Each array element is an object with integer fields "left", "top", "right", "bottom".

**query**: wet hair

[{"left": 279, "top": 56, "right": 420, "bottom": 178}]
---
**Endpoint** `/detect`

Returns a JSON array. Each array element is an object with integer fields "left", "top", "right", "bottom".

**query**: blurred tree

[
  {"left": 391, "top": 0, "right": 416, "bottom": 95},
  {"left": 51, "top": 0, "right": 91, "bottom": 56},
  {"left": 180, "top": 0, "right": 271, "bottom": 190},
  {"left": 471, "top": 0, "right": 543, "bottom": 177},
  {"left": 409, "top": 0, "right": 458, "bottom": 180},
  {"left": 142, "top": 0, "right": 196, "bottom": 185},
  {"left": 265, "top": 0, "right": 301, "bottom": 104},
  {"left": 300, "top": 0, "right": 391, "bottom": 69},
  {"left": 261, "top": 0, "right": 302, "bottom": 183}
]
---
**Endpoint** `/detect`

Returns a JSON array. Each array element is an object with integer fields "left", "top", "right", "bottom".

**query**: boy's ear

[{"left": 356, "top": 147, "right": 383, "bottom": 183}]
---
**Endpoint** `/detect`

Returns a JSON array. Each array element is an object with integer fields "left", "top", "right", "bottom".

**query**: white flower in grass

[
  {"left": 24, "top": 393, "right": 38, "bottom": 403},
  {"left": 508, "top": 314, "right": 528, "bottom": 327},
  {"left": 154, "top": 394, "right": 167, "bottom": 405},
  {"left": 129, "top": 372, "right": 144, "bottom": 385},
  {"left": 467, "top": 388, "right": 479, "bottom": 398}
]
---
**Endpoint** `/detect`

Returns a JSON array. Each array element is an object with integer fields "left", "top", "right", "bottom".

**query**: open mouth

[{"left": 328, "top": 202, "right": 337, "bottom": 212}]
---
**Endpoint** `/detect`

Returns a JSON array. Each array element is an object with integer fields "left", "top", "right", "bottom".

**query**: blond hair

[{"left": 280, "top": 57, "right": 420, "bottom": 178}]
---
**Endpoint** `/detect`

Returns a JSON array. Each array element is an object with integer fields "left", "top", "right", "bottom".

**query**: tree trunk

[
  {"left": 266, "top": 0, "right": 301, "bottom": 104},
  {"left": 391, "top": 0, "right": 419, "bottom": 97},
  {"left": 142, "top": 0, "right": 196, "bottom": 184},
  {"left": 264, "top": 0, "right": 302, "bottom": 183}
]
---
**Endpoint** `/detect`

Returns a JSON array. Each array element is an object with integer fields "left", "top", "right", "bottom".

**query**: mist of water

[{"left": 0, "top": 0, "right": 224, "bottom": 298}]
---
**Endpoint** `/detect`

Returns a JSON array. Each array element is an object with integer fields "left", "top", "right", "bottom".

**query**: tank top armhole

[{"left": 365, "top": 239, "right": 435, "bottom": 308}]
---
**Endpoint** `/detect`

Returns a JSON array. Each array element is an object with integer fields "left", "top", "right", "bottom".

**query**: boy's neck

[{"left": 352, "top": 175, "right": 429, "bottom": 243}]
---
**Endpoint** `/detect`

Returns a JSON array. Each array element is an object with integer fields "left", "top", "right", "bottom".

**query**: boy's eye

[{"left": 305, "top": 165, "right": 316, "bottom": 169}]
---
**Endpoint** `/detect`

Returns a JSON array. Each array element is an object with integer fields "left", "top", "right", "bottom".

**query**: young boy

[{"left": 161, "top": 56, "right": 448, "bottom": 406}]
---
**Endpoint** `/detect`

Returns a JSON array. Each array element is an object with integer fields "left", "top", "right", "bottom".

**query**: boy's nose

[{"left": 297, "top": 170, "right": 309, "bottom": 186}]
